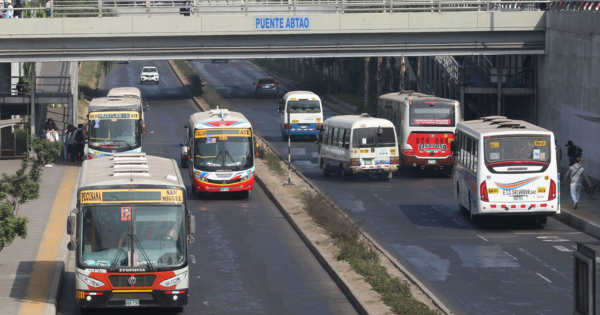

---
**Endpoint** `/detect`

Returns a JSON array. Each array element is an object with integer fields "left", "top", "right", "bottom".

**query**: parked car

[
  {"left": 253, "top": 78, "right": 279, "bottom": 99},
  {"left": 140, "top": 66, "right": 159, "bottom": 84}
]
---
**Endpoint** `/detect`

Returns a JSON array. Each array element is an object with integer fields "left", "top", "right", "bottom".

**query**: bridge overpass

[{"left": 0, "top": 0, "right": 548, "bottom": 61}]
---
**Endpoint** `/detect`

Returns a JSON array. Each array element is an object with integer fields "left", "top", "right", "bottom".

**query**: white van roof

[
  {"left": 283, "top": 91, "right": 320, "bottom": 100},
  {"left": 323, "top": 114, "right": 395, "bottom": 129}
]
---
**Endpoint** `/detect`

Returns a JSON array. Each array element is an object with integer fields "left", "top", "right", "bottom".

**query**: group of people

[
  {"left": 1, "top": 0, "right": 22, "bottom": 19},
  {"left": 564, "top": 140, "right": 592, "bottom": 209},
  {"left": 41, "top": 118, "right": 86, "bottom": 162}
]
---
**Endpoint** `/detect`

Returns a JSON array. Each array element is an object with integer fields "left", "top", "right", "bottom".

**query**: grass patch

[
  {"left": 172, "top": 60, "right": 203, "bottom": 97},
  {"left": 261, "top": 150, "right": 284, "bottom": 176},
  {"left": 301, "top": 192, "right": 439, "bottom": 315},
  {"left": 202, "top": 84, "right": 224, "bottom": 110},
  {"left": 77, "top": 100, "right": 89, "bottom": 125}
]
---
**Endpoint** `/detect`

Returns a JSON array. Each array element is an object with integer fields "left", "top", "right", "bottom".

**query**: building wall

[{"left": 537, "top": 12, "right": 600, "bottom": 178}]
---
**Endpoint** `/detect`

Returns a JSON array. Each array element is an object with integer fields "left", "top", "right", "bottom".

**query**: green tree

[
  {"left": 29, "top": 135, "right": 64, "bottom": 166},
  {"left": 0, "top": 198, "right": 29, "bottom": 253}
]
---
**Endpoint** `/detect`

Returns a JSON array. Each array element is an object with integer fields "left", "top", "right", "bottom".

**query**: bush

[{"left": 29, "top": 136, "right": 64, "bottom": 166}]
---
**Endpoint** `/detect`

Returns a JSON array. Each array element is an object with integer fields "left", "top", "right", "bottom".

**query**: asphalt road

[
  {"left": 56, "top": 60, "right": 358, "bottom": 315},
  {"left": 191, "top": 59, "right": 600, "bottom": 315}
]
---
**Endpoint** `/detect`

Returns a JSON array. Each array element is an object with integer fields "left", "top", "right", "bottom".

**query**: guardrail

[
  {"left": 0, "top": 76, "right": 72, "bottom": 97},
  {"left": 3, "top": 0, "right": 562, "bottom": 18}
]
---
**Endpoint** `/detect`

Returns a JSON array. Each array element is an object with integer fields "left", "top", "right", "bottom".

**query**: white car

[{"left": 140, "top": 66, "right": 159, "bottom": 84}]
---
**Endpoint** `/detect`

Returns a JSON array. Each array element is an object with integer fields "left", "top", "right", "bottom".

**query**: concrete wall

[{"left": 537, "top": 12, "right": 600, "bottom": 178}]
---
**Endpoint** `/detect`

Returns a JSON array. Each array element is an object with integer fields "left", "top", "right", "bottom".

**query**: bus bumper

[
  {"left": 477, "top": 200, "right": 559, "bottom": 215},
  {"left": 76, "top": 289, "right": 188, "bottom": 309},
  {"left": 193, "top": 176, "right": 255, "bottom": 193},
  {"left": 402, "top": 155, "right": 454, "bottom": 167},
  {"left": 350, "top": 165, "right": 398, "bottom": 174}
]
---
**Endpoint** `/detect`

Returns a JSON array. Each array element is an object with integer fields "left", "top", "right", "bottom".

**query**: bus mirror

[
  {"left": 67, "top": 240, "right": 77, "bottom": 251},
  {"left": 66, "top": 216, "right": 75, "bottom": 235},
  {"left": 180, "top": 143, "right": 184, "bottom": 147},
  {"left": 189, "top": 214, "right": 196, "bottom": 235},
  {"left": 277, "top": 105, "right": 282, "bottom": 113}
]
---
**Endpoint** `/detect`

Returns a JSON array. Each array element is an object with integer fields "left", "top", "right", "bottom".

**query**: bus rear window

[
  {"left": 352, "top": 128, "right": 396, "bottom": 148},
  {"left": 409, "top": 106, "right": 455, "bottom": 127},
  {"left": 485, "top": 136, "right": 551, "bottom": 163},
  {"left": 287, "top": 100, "right": 321, "bottom": 113}
]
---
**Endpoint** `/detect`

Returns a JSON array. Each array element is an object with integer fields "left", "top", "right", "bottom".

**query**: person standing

[
  {"left": 45, "top": 128, "right": 55, "bottom": 142},
  {"left": 12, "top": 0, "right": 21, "bottom": 18},
  {"left": 565, "top": 157, "right": 592, "bottom": 209},
  {"left": 73, "top": 124, "right": 86, "bottom": 162},
  {"left": 566, "top": 140, "right": 583, "bottom": 166},
  {"left": 4, "top": 0, "right": 13, "bottom": 19},
  {"left": 67, "top": 125, "right": 76, "bottom": 162}
]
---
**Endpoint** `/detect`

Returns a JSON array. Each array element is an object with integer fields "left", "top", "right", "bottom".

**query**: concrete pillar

[
  {"left": 70, "top": 61, "right": 79, "bottom": 126},
  {"left": 30, "top": 63, "right": 36, "bottom": 139},
  {"left": 496, "top": 57, "right": 502, "bottom": 116}
]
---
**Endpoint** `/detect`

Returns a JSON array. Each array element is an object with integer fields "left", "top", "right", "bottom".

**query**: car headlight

[
  {"left": 77, "top": 273, "right": 106, "bottom": 288},
  {"left": 159, "top": 271, "right": 187, "bottom": 287}
]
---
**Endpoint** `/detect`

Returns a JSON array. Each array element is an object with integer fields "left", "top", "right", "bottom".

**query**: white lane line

[
  {"left": 554, "top": 246, "right": 573, "bottom": 252},
  {"left": 190, "top": 254, "right": 196, "bottom": 264},
  {"left": 537, "top": 273, "right": 552, "bottom": 283},
  {"left": 476, "top": 234, "right": 489, "bottom": 242},
  {"left": 504, "top": 251, "right": 518, "bottom": 261},
  {"left": 514, "top": 232, "right": 582, "bottom": 235},
  {"left": 431, "top": 206, "right": 442, "bottom": 212},
  {"left": 452, "top": 219, "right": 463, "bottom": 226},
  {"left": 543, "top": 239, "right": 570, "bottom": 242}
]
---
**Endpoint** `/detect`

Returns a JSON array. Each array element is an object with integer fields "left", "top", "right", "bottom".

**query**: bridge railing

[{"left": 8, "top": 0, "right": 574, "bottom": 18}]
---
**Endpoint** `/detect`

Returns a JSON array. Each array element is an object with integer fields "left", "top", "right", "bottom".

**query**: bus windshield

[
  {"left": 352, "top": 127, "right": 396, "bottom": 148},
  {"left": 409, "top": 106, "right": 455, "bottom": 127},
  {"left": 80, "top": 205, "right": 185, "bottom": 268},
  {"left": 89, "top": 118, "right": 140, "bottom": 151},
  {"left": 485, "top": 136, "right": 551, "bottom": 165},
  {"left": 194, "top": 129, "right": 254, "bottom": 171},
  {"left": 287, "top": 100, "right": 321, "bottom": 113}
]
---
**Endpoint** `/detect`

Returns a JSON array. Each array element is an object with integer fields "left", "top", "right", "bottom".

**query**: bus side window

[
  {"left": 340, "top": 129, "right": 346, "bottom": 148},
  {"left": 329, "top": 128, "right": 336, "bottom": 146},
  {"left": 473, "top": 141, "right": 478, "bottom": 174},
  {"left": 323, "top": 126, "right": 330, "bottom": 145},
  {"left": 459, "top": 133, "right": 465, "bottom": 166},
  {"left": 334, "top": 128, "right": 341, "bottom": 147},
  {"left": 466, "top": 137, "right": 472, "bottom": 171}
]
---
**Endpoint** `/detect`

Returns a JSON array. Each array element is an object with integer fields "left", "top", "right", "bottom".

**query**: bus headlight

[
  {"left": 159, "top": 271, "right": 187, "bottom": 287},
  {"left": 194, "top": 173, "right": 204, "bottom": 181},
  {"left": 77, "top": 273, "right": 106, "bottom": 288}
]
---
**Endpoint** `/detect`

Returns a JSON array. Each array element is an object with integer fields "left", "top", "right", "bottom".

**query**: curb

[
  {"left": 255, "top": 175, "right": 370, "bottom": 315},
  {"left": 554, "top": 209, "right": 600, "bottom": 240}
]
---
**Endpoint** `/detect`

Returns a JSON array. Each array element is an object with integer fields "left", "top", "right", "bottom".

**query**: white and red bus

[
  {"left": 182, "top": 109, "right": 255, "bottom": 198},
  {"left": 377, "top": 91, "right": 461, "bottom": 174}
]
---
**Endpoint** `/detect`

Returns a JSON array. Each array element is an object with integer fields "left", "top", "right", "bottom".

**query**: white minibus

[
  {"left": 278, "top": 91, "right": 323, "bottom": 140},
  {"left": 317, "top": 114, "right": 399, "bottom": 180},
  {"left": 453, "top": 117, "right": 559, "bottom": 224}
]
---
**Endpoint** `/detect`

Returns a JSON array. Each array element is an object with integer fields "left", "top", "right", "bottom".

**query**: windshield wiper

[
  {"left": 111, "top": 139, "right": 134, "bottom": 151},
  {"left": 211, "top": 151, "right": 223, "bottom": 165},
  {"left": 109, "top": 219, "right": 132, "bottom": 272},
  {"left": 224, "top": 150, "right": 240, "bottom": 170},
  {"left": 132, "top": 234, "right": 155, "bottom": 272}
]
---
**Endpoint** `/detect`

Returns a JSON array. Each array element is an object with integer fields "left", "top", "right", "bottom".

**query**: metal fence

[{"left": 0, "top": 76, "right": 72, "bottom": 97}]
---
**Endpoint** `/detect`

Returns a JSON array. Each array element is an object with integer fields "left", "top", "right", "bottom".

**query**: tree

[
  {"left": 29, "top": 135, "right": 64, "bottom": 166},
  {"left": 376, "top": 57, "right": 383, "bottom": 98},
  {"left": 0, "top": 198, "right": 29, "bottom": 253},
  {"left": 364, "top": 57, "right": 371, "bottom": 107}
]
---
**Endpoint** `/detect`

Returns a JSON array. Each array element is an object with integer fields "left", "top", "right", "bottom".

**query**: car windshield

[
  {"left": 352, "top": 127, "right": 396, "bottom": 148},
  {"left": 194, "top": 129, "right": 254, "bottom": 171},
  {"left": 88, "top": 117, "right": 140, "bottom": 151},
  {"left": 485, "top": 136, "right": 551, "bottom": 164},
  {"left": 409, "top": 105, "right": 455, "bottom": 127},
  {"left": 258, "top": 79, "right": 276, "bottom": 84},
  {"left": 80, "top": 205, "right": 185, "bottom": 268},
  {"left": 143, "top": 68, "right": 157, "bottom": 73},
  {"left": 287, "top": 100, "right": 321, "bottom": 114}
]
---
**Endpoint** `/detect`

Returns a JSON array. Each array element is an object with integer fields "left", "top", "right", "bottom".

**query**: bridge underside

[{"left": 0, "top": 31, "right": 544, "bottom": 62}]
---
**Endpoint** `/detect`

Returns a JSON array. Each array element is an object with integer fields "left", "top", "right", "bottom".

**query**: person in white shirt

[{"left": 45, "top": 129, "right": 55, "bottom": 142}]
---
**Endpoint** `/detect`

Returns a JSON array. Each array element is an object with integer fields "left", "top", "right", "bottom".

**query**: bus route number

[{"left": 490, "top": 142, "right": 499, "bottom": 149}]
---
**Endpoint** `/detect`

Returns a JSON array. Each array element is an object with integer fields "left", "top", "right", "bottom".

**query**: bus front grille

[{"left": 109, "top": 275, "right": 157, "bottom": 287}]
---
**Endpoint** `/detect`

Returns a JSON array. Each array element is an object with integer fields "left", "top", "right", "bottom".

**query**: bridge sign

[{"left": 255, "top": 17, "right": 311, "bottom": 31}]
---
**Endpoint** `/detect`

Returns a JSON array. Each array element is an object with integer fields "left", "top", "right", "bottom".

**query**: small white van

[
  {"left": 278, "top": 91, "right": 323, "bottom": 140},
  {"left": 317, "top": 114, "right": 399, "bottom": 180}
]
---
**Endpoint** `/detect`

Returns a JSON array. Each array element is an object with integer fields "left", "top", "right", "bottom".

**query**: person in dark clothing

[
  {"left": 44, "top": 118, "right": 58, "bottom": 131},
  {"left": 566, "top": 140, "right": 583, "bottom": 166},
  {"left": 16, "top": 77, "right": 26, "bottom": 95},
  {"left": 73, "top": 124, "right": 86, "bottom": 162},
  {"left": 13, "top": 0, "right": 22, "bottom": 18}
]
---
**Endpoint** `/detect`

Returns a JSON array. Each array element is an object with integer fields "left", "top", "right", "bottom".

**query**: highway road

[
  {"left": 190, "top": 59, "right": 600, "bottom": 315},
  {"left": 56, "top": 60, "right": 358, "bottom": 315}
]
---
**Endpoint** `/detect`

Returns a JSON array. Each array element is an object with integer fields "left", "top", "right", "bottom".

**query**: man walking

[
  {"left": 566, "top": 140, "right": 583, "bottom": 166},
  {"left": 565, "top": 157, "right": 591, "bottom": 209},
  {"left": 73, "top": 124, "right": 86, "bottom": 162}
]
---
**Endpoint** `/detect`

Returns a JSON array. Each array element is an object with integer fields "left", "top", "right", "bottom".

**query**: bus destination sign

[
  {"left": 80, "top": 189, "right": 184, "bottom": 204},
  {"left": 89, "top": 112, "right": 139, "bottom": 120}
]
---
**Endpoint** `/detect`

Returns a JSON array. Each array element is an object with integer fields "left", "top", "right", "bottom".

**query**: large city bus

[
  {"left": 377, "top": 91, "right": 461, "bottom": 174},
  {"left": 107, "top": 87, "right": 143, "bottom": 100},
  {"left": 317, "top": 114, "right": 399, "bottom": 180},
  {"left": 87, "top": 96, "right": 146, "bottom": 159},
  {"left": 453, "top": 117, "right": 559, "bottom": 224},
  {"left": 278, "top": 91, "right": 323, "bottom": 140},
  {"left": 65, "top": 153, "right": 195, "bottom": 313},
  {"left": 183, "top": 109, "right": 255, "bottom": 198}
]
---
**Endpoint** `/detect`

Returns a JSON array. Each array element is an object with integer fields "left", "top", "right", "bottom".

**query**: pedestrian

[
  {"left": 12, "top": 0, "right": 21, "bottom": 18},
  {"left": 16, "top": 78, "right": 26, "bottom": 95},
  {"left": 52, "top": 128, "right": 59, "bottom": 142},
  {"left": 0, "top": 1, "right": 4, "bottom": 20},
  {"left": 73, "top": 123, "right": 86, "bottom": 162},
  {"left": 63, "top": 124, "right": 72, "bottom": 161},
  {"left": 4, "top": 0, "right": 13, "bottom": 19},
  {"left": 45, "top": 128, "right": 55, "bottom": 142},
  {"left": 45, "top": 0, "right": 52, "bottom": 17},
  {"left": 44, "top": 118, "right": 58, "bottom": 131},
  {"left": 565, "top": 140, "right": 583, "bottom": 166},
  {"left": 565, "top": 157, "right": 592, "bottom": 209},
  {"left": 67, "top": 125, "right": 76, "bottom": 162}
]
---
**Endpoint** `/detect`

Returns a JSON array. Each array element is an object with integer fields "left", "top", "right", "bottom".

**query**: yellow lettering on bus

[
  {"left": 238, "top": 129, "right": 250, "bottom": 136},
  {"left": 490, "top": 142, "right": 499, "bottom": 149},
  {"left": 534, "top": 140, "right": 546, "bottom": 147},
  {"left": 488, "top": 188, "right": 499, "bottom": 194},
  {"left": 195, "top": 130, "right": 207, "bottom": 138},
  {"left": 80, "top": 191, "right": 102, "bottom": 203}
]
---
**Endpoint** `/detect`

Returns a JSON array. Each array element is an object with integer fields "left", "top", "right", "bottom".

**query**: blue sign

[{"left": 255, "top": 17, "right": 311, "bottom": 31}]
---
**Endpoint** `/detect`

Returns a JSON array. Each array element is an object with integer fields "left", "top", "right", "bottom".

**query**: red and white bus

[
  {"left": 377, "top": 91, "right": 461, "bottom": 174},
  {"left": 182, "top": 109, "right": 255, "bottom": 198}
]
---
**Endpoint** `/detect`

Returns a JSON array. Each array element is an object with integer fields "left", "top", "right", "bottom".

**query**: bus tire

[
  {"left": 537, "top": 215, "right": 548, "bottom": 225},
  {"left": 377, "top": 172, "right": 391, "bottom": 181},
  {"left": 80, "top": 308, "right": 96, "bottom": 315},
  {"left": 322, "top": 160, "right": 330, "bottom": 176}
]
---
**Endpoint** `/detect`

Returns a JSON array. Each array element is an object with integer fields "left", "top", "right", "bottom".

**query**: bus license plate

[
  {"left": 364, "top": 159, "right": 372, "bottom": 165},
  {"left": 126, "top": 299, "right": 139, "bottom": 307},
  {"left": 300, "top": 125, "right": 307, "bottom": 129},
  {"left": 428, "top": 159, "right": 436, "bottom": 165},
  {"left": 220, "top": 187, "right": 229, "bottom": 192}
]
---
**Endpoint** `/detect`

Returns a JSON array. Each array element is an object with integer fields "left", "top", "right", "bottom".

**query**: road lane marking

[
  {"left": 190, "top": 254, "right": 196, "bottom": 264},
  {"left": 504, "top": 251, "right": 518, "bottom": 260},
  {"left": 537, "top": 273, "right": 552, "bottom": 283},
  {"left": 476, "top": 234, "right": 489, "bottom": 242},
  {"left": 452, "top": 219, "right": 463, "bottom": 226},
  {"left": 554, "top": 246, "right": 572, "bottom": 252},
  {"left": 514, "top": 232, "right": 582, "bottom": 235}
]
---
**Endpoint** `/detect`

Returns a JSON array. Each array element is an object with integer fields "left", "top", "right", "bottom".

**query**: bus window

[
  {"left": 409, "top": 105, "right": 456, "bottom": 127},
  {"left": 323, "top": 126, "right": 330, "bottom": 145},
  {"left": 473, "top": 142, "right": 478, "bottom": 174},
  {"left": 484, "top": 136, "right": 551, "bottom": 164},
  {"left": 340, "top": 129, "right": 346, "bottom": 148}
]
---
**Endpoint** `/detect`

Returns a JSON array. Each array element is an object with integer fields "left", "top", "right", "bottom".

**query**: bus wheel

[
  {"left": 80, "top": 308, "right": 96, "bottom": 315},
  {"left": 377, "top": 172, "right": 391, "bottom": 181},
  {"left": 537, "top": 215, "right": 548, "bottom": 225}
]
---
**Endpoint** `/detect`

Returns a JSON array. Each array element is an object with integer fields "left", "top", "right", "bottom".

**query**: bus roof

[
  {"left": 457, "top": 118, "right": 553, "bottom": 138},
  {"left": 107, "top": 87, "right": 142, "bottom": 99},
  {"left": 189, "top": 109, "right": 251, "bottom": 129},
  {"left": 378, "top": 91, "right": 457, "bottom": 106},
  {"left": 283, "top": 91, "right": 319, "bottom": 100},
  {"left": 323, "top": 114, "right": 395, "bottom": 129},
  {"left": 78, "top": 153, "right": 185, "bottom": 189},
  {"left": 89, "top": 97, "right": 141, "bottom": 112}
]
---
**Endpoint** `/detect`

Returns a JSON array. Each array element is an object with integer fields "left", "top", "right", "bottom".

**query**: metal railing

[
  {"left": 0, "top": 76, "right": 72, "bottom": 97},
  {"left": 1, "top": 0, "right": 561, "bottom": 18}
]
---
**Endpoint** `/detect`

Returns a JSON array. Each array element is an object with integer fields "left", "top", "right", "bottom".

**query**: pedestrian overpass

[{"left": 0, "top": 0, "right": 548, "bottom": 62}]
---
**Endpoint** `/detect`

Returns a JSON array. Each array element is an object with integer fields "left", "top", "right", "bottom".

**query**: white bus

[
  {"left": 87, "top": 97, "right": 146, "bottom": 159},
  {"left": 278, "top": 91, "right": 323, "bottom": 140},
  {"left": 107, "top": 87, "right": 142, "bottom": 100},
  {"left": 377, "top": 91, "right": 461, "bottom": 174},
  {"left": 453, "top": 117, "right": 559, "bottom": 224},
  {"left": 317, "top": 114, "right": 399, "bottom": 180},
  {"left": 182, "top": 109, "right": 255, "bottom": 198}
]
